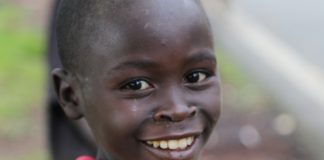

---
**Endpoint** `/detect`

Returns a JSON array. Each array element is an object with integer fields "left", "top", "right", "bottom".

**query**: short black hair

[
  {"left": 56, "top": 0, "right": 133, "bottom": 74},
  {"left": 56, "top": 0, "right": 204, "bottom": 75}
]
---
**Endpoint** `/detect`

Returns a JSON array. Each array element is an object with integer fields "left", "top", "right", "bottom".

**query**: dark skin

[{"left": 53, "top": 1, "right": 221, "bottom": 160}]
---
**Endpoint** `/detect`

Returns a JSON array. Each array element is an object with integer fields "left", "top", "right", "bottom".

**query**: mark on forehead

[
  {"left": 144, "top": 23, "right": 150, "bottom": 29},
  {"left": 160, "top": 39, "right": 167, "bottom": 47}
]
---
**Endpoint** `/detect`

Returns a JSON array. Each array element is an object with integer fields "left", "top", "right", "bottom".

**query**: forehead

[
  {"left": 86, "top": 0, "right": 213, "bottom": 70},
  {"left": 124, "top": 1, "right": 211, "bottom": 51}
]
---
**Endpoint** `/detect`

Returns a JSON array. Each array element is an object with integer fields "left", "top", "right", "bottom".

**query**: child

[{"left": 52, "top": 0, "right": 221, "bottom": 160}]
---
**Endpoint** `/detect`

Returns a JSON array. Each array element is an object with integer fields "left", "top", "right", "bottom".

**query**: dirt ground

[{"left": 0, "top": 106, "right": 48, "bottom": 160}]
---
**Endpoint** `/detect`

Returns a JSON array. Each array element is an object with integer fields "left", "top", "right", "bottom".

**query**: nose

[
  {"left": 153, "top": 89, "right": 197, "bottom": 122},
  {"left": 153, "top": 104, "right": 197, "bottom": 122}
]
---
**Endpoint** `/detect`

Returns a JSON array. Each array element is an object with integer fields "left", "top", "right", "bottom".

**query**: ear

[{"left": 52, "top": 68, "right": 84, "bottom": 119}]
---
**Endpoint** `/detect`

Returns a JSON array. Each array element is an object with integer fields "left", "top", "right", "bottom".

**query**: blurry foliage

[
  {"left": 217, "top": 50, "right": 272, "bottom": 111},
  {"left": 0, "top": 3, "right": 45, "bottom": 138}
]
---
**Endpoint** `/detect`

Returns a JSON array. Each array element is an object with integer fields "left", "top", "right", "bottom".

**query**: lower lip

[{"left": 142, "top": 136, "right": 201, "bottom": 160}]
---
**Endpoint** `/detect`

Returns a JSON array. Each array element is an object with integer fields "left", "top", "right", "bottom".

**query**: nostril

[
  {"left": 160, "top": 114, "right": 172, "bottom": 121},
  {"left": 153, "top": 107, "right": 198, "bottom": 122},
  {"left": 190, "top": 110, "right": 196, "bottom": 117},
  {"left": 189, "top": 107, "right": 197, "bottom": 117},
  {"left": 154, "top": 112, "right": 172, "bottom": 122}
]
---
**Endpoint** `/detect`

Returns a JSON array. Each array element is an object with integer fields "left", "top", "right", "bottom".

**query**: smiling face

[{"left": 67, "top": 1, "right": 220, "bottom": 160}]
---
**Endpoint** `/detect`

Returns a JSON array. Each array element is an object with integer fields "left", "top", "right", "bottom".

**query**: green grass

[
  {"left": 18, "top": 150, "right": 49, "bottom": 160},
  {"left": 0, "top": 3, "right": 46, "bottom": 138},
  {"left": 217, "top": 51, "right": 249, "bottom": 86}
]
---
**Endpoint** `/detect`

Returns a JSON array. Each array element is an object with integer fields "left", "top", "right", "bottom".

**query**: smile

[
  {"left": 145, "top": 136, "right": 195, "bottom": 150},
  {"left": 140, "top": 131, "right": 204, "bottom": 159}
]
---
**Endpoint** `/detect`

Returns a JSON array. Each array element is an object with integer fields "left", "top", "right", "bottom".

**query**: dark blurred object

[{"left": 47, "top": 0, "right": 96, "bottom": 159}]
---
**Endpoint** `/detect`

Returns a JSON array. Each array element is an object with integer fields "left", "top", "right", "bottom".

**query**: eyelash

[
  {"left": 184, "top": 70, "right": 211, "bottom": 84},
  {"left": 120, "top": 79, "right": 153, "bottom": 91},
  {"left": 119, "top": 70, "right": 212, "bottom": 92}
]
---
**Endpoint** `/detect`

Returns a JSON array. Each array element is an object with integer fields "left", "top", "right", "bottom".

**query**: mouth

[
  {"left": 145, "top": 136, "right": 195, "bottom": 150},
  {"left": 140, "top": 134, "right": 201, "bottom": 160}
]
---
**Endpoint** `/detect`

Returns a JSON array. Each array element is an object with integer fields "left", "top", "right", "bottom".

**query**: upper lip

[{"left": 139, "top": 130, "right": 201, "bottom": 141}]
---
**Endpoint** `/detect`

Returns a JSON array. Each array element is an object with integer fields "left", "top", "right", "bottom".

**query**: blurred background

[
  {"left": 0, "top": 0, "right": 50, "bottom": 160},
  {"left": 0, "top": 0, "right": 323, "bottom": 160}
]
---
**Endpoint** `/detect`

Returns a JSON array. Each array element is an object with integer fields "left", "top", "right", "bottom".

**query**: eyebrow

[
  {"left": 110, "top": 59, "right": 158, "bottom": 72},
  {"left": 109, "top": 51, "right": 216, "bottom": 74},
  {"left": 186, "top": 51, "right": 217, "bottom": 65}
]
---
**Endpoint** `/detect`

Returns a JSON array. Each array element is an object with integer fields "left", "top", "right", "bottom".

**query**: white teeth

[
  {"left": 178, "top": 138, "right": 187, "bottom": 149},
  {"left": 186, "top": 137, "right": 193, "bottom": 145},
  {"left": 145, "top": 136, "right": 195, "bottom": 150},
  {"left": 168, "top": 140, "right": 178, "bottom": 150},
  {"left": 160, "top": 141, "right": 168, "bottom": 149},
  {"left": 153, "top": 141, "right": 159, "bottom": 148}
]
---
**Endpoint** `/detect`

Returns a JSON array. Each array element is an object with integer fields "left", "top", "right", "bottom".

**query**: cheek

[
  {"left": 212, "top": 79, "right": 222, "bottom": 111},
  {"left": 87, "top": 98, "right": 147, "bottom": 144},
  {"left": 210, "top": 86, "right": 222, "bottom": 117},
  {"left": 84, "top": 98, "right": 150, "bottom": 159},
  {"left": 198, "top": 83, "right": 222, "bottom": 123}
]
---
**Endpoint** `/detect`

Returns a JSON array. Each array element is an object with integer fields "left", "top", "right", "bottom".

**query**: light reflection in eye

[
  {"left": 186, "top": 71, "right": 209, "bottom": 83},
  {"left": 122, "top": 79, "right": 151, "bottom": 91}
]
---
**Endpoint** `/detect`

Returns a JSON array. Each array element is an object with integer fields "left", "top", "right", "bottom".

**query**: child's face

[{"left": 77, "top": 1, "right": 221, "bottom": 160}]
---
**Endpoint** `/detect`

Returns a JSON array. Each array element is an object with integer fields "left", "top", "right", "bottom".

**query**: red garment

[{"left": 76, "top": 155, "right": 95, "bottom": 160}]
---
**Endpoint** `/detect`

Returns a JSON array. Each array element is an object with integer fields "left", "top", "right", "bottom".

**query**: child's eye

[
  {"left": 121, "top": 79, "right": 152, "bottom": 91},
  {"left": 185, "top": 71, "right": 210, "bottom": 83}
]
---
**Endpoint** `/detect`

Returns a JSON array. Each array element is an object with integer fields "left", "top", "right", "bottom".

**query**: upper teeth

[{"left": 146, "top": 136, "right": 194, "bottom": 150}]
